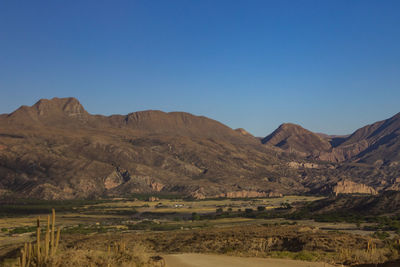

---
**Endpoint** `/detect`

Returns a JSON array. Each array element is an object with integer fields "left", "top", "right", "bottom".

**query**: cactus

[
  {"left": 366, "top": 239, "right": 376, "bottom": 254},
  {"left": 51, "top": 209, "right": 55, "bottom": 256},
  {"left": 17, "top": 209, "right": 61, "bottom": 267}
]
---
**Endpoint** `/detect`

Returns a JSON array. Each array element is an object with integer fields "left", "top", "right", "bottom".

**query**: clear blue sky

[{"left": 1, "top": 1, "right": 399, "bottom": 136}]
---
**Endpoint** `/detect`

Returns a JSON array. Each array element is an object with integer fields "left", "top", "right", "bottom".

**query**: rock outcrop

[
  {"left": 288, "top": 162, "right": 320, "bottom": 169},
  {"left": 333, "top": 180, "right": 377, "bottom": 196},
  {"left": 224, "top": 190, "right": 268, "bottom": 198}
]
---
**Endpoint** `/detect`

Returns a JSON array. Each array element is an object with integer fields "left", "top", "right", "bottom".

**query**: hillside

[
  {"left": 262, "top": 123, "right": 332, "bottom": 157},
  {"left": 339, "top": 113, "right": 400, "bottom": 165},
  {"left": 0, "top": 97, "right": 308, "bottom": 200},
  {"left": 263, "top": 113, "right": 400, "bottom": 166},
  {"left": 0, "top": 97, "right": 399, "bottom": 200},
  {"left": 306, "top": 190, "right": 400, "bottom": 215}
]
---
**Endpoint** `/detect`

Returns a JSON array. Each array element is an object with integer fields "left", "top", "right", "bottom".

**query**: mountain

[
  {"left": 0, "top": 97, "right": 309, "bottom": 200},
  {"left": 338, "top": 112, "right": 400, "bottom": 165},
  {"left": 0, "top": 97, "right": 399, "bottom": 200},
  {"left": 263, "top": 113, "right": 400, "bottom": 166},
  {"left": 262, "top": 123, "right": 332, "bottom": 157}
]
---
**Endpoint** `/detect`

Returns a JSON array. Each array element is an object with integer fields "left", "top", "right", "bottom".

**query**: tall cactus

[{"left": 18, "top": 209, "right": 61, "bottom": 267}]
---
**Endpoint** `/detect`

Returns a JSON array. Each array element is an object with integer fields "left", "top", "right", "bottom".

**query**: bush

[
  {"left": 257, "top": 206, "right": 266, "bottom": 211},
  {"left": 245, "top": 208, "right": 253, "bottom": 213},
  {"left": 280, "top": 202, "right": 292, "bottom": 209},
  {"left": 10, "top": 226, "right": 36, "bottom": 234},
  {"left": 372, "top": 231, "right": 390, "bottom": 240}
]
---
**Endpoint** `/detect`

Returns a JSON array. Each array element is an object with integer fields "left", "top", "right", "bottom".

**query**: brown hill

[
  {"left": 0, "top": 97, "right": 309, "bottom": 200},
  {"left": 338, "top": 113, "right": 400, "bottom": 165},
  {"left": 1, "top": 97, "right": 399, "bottom": 200},
  {"left": 262, "top": 123, "right": 332, "bottom": 157},
  {"left": 263, "top": 113, "right": 400, "bottom": 166}
]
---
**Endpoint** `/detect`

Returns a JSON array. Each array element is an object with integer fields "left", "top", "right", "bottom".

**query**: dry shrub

[
  {"left": 47, "top": 243, "right": 159, "bottom": 267},
  {"left": 338, "top": 247, "right": 393, "bottom": 265},
  {"left": 3, "top": 209, "right": 164, "bottom": 267}
]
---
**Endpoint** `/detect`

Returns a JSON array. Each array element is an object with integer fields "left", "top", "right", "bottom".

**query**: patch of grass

[
  {"left": 62, "top": 224, "right": 108, "bottom": 234},
  {"left": 9, "top": 226, "right": 37, "bottom": 234},
  {"left": 127, "top": 221, "right": 182, "bottom": 231},
  {"left": 0, "top": 199, "right": 110, "bottom": 217}
]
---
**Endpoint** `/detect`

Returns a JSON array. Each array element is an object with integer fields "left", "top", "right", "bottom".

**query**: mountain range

[
  {"left": 262, "top": 112, "right": 400, "bottom": 165},
  {"left": 0, "top": 97, "right": 399, "bottom": 200}
]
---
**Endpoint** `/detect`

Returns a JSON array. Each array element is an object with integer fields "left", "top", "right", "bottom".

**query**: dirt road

[{"left": 164, "top": 253, "right": 335, "bottom": 267}]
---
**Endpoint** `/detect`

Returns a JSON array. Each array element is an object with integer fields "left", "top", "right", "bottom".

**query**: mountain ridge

[
  {"left": 0, "top": 97, "right": 399, "bottom": 200},
  {"left": 0, "top": 97, "right": 298, "bottom": 199},
  {"left": 263, "top": 113, "right": 400, "bottom": 165}
]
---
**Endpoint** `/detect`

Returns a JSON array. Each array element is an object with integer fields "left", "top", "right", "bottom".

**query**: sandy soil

[{"left": 164, "top": 253, "right": 335, "bottom": 267}]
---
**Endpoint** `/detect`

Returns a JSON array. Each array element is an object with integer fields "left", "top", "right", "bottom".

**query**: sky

[{"left": 1, "top": 1, "right": 400, "bottom": 136}]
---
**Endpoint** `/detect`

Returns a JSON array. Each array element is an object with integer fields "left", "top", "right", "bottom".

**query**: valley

[
  {"left": 0, "top": 97, "right": 400, "bottom": 266},
  {"left": 1, "top": 194, "right": 400, "bottom": 266}
]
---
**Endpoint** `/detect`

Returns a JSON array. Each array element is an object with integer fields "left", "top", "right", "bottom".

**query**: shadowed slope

[
  {"left": 262, "top": 123, "right": 332, "bottom": 157},
  {"left": 263, "top": 113, "right": 400, "bottom": 165}
]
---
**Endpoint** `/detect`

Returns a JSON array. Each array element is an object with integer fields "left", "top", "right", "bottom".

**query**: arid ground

[{"left": 163, "top": 253, "right": 336, "bottom": 267}]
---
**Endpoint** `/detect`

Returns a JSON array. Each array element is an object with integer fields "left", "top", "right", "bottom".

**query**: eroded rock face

[
  {"left": 104, "top": 168, "right": 132, "bottom": 190},
  {"left": 148, "top": 196, "right": 159, "bottom": 202},
  {"left": 62, "top": 97, "right": 87, "bottom": 117},
  {"left": 224, "top": 190, "right": 268, "bottom": 198},
  {"left": 318, "top": 141, "right": 370, "bottom": 162},
  {"left": 333, "top": 180, "right": 377, "bottom": 196},
  {"left": 288, "top": 162, "right": 320, "bottom": 169},
  {"left": 150, "top": 180, "right": 164, "bottom": 191},
  {"left": 267, "top": 191, "right": 284, "bottom": 198},
  {"left": 104, "top": 171, "right": 125, "bottom": 190},
  {"left": 188, "top": 189, "right": 283, "bottom": 199}
]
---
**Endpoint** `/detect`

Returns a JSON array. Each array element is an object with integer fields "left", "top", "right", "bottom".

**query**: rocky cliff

[{"left": 333, "top": 180, "right": 378, "bottom": 196}]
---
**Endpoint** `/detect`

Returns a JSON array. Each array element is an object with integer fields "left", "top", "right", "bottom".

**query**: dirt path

[{"left": 164, "top": 253, "right": 335, "bottom": 267}]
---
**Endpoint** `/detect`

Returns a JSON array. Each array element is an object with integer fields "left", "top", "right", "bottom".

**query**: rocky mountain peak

[
  {"left": 262, "top": 122, "right": 331, "bottom": 156},
  {"left": 5, "top": 97, "right": 89, "bottom": 126},
  {"left": 33, "top": 97, "right": 86, "bottom": 116},
  {"left": 235, "top": 128, "right": 252, "bottom": 136}
]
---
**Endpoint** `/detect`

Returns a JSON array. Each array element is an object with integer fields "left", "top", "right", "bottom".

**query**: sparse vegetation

[
  {"left": 15, "top": 209, "right": 61, "bottom": 267},
  {"left": 1, "top": 196, "right": 400, "bottom": 266}
]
